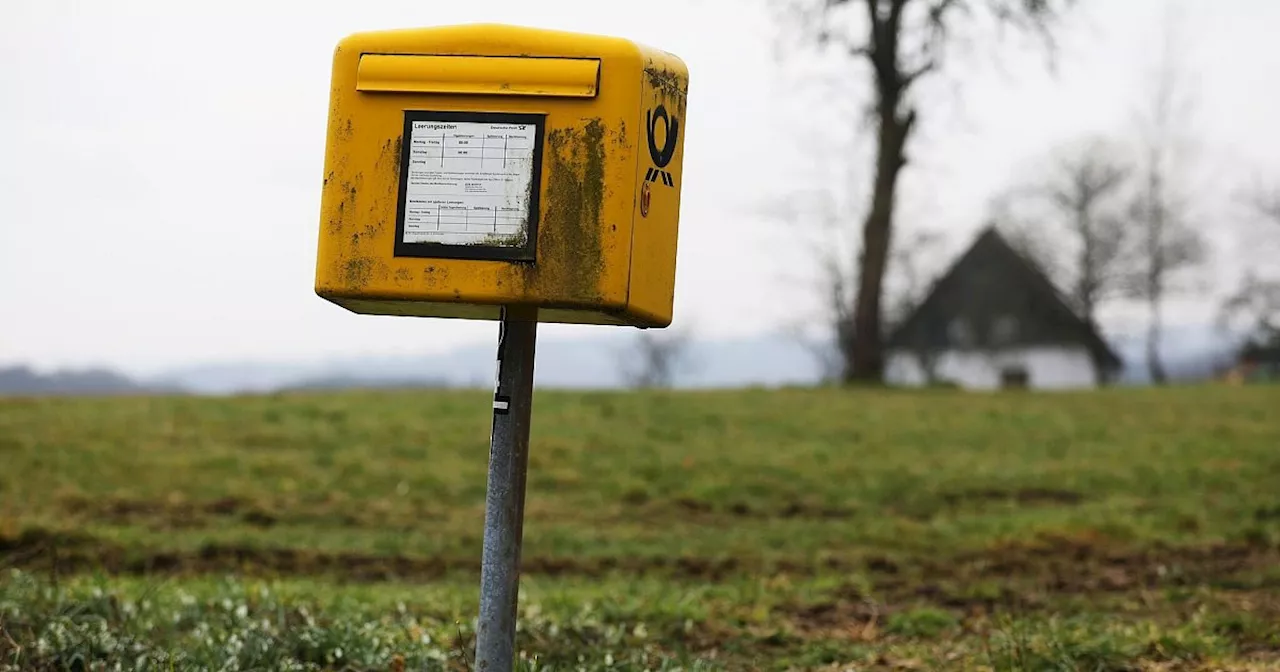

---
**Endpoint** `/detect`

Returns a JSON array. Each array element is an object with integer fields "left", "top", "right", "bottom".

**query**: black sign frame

[{"left": 393, "top": 110, "right": 545, "bottom": 262}]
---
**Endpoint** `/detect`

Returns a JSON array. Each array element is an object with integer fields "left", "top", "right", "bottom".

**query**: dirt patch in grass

[
  {"left": 1254, "top": 505, "right": 1280, "bottom": 522},
  {"left": 0, "top": 528, "right": 751, "bottom": 582},
  {"left": 0, "top": 528, "right": 452, "bottom": 582},
  {"left": 0, "top": 528, "right": 100, "bottom": 572},
  {"left": 3, "top": 527, "right": 1276, "bottom": 595},
  {"left": 669, "top": 497, "right": 855, "bottom": 521},
  {"left": 673, "top": 497, "right": 713, "bottom": 514},
  {"left": 784, "top": 594, "right": 885, "bottom": 641},
  {"left": 54, "top": 494, "right": 446, "bottom": 532},
  {"left": 940, "top": 487, "right": 1085, "bottom": 507},
  {"left": 779, "top": 534, "right": 1280, "bottom": 642},
  {"left": 934, "top": 533, "right": 1277, "bottom": 595},
  {"left": 784, "top": 589, "right": 1280, "bottom": 661},
  {"left": 782, "top": 580, "right": 1034, "bottom": 638},
  {"left": 58, "top": 494, "right": 279, "bottom": 530}
]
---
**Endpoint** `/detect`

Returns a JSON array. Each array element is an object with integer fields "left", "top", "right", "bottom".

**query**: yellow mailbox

[{"left": 313, "top": 24, "right": 689, "bottom": 328}]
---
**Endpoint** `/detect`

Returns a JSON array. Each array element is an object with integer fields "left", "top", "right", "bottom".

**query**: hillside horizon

[{"left": 1, "top": 322, "right": 1243, "bottom": 397}]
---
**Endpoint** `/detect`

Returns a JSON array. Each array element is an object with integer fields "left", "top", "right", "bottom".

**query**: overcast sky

[{"left": 3, "top": 0, "right": 1278, "bottom": 375}]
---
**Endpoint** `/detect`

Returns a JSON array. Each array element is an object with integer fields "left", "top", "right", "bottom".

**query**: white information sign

[{"left": 400, "top": 119, "right": 537, "bottom": 247}]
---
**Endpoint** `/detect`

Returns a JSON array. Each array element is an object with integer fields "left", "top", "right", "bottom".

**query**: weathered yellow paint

[
  {"left": 314, "top": 23, "right": 689, "bottom": 328},
  {"left": 356, "top": 54, "right": 601, "bottom": 98},
  {"left": 626, "top": 60, "right": 689, "bottom": 327}
]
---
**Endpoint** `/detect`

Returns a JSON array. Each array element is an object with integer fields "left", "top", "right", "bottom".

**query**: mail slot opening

[{"left": 356, "top": 54, "right": 601, "bottom": 97}]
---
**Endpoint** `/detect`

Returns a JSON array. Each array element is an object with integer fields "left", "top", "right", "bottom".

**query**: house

[
  {"left": 884, "top": 227, "right": 1123, "bottom": 391},
  {"left": 1223, "top": 339, "right": 1280, "bottom": 384}
]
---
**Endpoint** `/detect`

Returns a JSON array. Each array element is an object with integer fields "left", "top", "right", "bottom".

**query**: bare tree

[
  {"left": 989, "top": 137, "right": 1133, "bottom": 326},
  {"left": 1218, "top": 182, "right": 1280, "bottom": 349},
  {"left": 773, "top": 0, "right": 1079, "bottom": 383},
  {"left": 1041, "top": 140, "right": 1132, "bottom": 325},
  {"left": 616, "top": 327, "right": 696, "bottom": 389},
  {"left": 1249, "top": 185, "right": 1280, "bottom": 226},
  {"left": 1219, "top": 272, "right": 1280, "bottom": 348},
  {"left": 884, "top": 228, "right": 949, "bottom": 382},
  {"left": 768, "top": 187, "right": 948, "bottom": 383},
  {"left": 766, "top": 188, "right": 859, "bottom": 383},
  {"left": 1123, "top": 7, "right": 1208, "bottom": 385},
  {"left": 987, "top": 198, "right": 1064, "bottom": 285}
]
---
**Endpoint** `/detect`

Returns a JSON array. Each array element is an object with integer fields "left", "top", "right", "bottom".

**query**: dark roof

[
  {"left": 886, "top": 226, "right": 1123, "bottom": 372},
  {"left": 1240, "top": 341, "right": 1280, "bottom": 364}
]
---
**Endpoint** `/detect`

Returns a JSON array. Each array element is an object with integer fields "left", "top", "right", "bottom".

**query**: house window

[
  {"left": 991, "top": 315, "right": 1020, "bottom": 346},
  {"left": 947, "top": 318, "right": 974, "bottom": 347},
  {"left": 1000, "top": 366, "right": 1030, "bottom": 389}
]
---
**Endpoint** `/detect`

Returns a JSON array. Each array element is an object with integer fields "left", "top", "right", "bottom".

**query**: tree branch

[
  {"left": 889, "top": 0, "right": 913, "bottom": 27},
  {"left": 901, "top": 58, "right": 938, "bottom": 87},
  {"left": 927, "top": 0, "right": 968, "bottom": 30},
  {"left": 864, "top": 0, "right": 884, "bottom": 31},
  {"left": 1249, "top": 184, "right": 1280, "bottom": 228}
]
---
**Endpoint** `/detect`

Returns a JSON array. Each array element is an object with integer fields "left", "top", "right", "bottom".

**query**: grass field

[{"left": 1, "top": 385, "right": 1278, "bottom": 670}]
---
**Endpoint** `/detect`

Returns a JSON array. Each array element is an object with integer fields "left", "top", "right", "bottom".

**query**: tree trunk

[
  {"left": 1076, "top": 203, "right": 1096, "bottom": 324},
  {"left": 1146, "top": 295, "right": 1168, "bottom": 385},
  {"left": 1143, "top": 147, "right": 1168, "bottom": 386},
  {"left": 847, "top": 108, "right": 911, "bottom": 383}
]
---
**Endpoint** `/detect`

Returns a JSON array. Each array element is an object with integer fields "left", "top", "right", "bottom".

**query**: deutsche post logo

[
  {"left": 640, "top": 181, "right": 651, "bottom": 217},
  {"left": 645, "top": 104, "right": 678, "bottom": 188}
]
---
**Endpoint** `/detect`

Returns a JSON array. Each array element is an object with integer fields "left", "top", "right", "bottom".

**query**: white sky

[{"left": 3, "top": 0, "right": 1278, "bottom": 375}]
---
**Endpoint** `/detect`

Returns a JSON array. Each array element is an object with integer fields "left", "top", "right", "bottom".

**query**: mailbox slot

[{"left": 356, "top": 54, "right": 601, "bottom": 97}]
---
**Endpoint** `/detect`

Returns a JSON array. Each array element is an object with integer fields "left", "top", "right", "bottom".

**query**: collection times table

[{"left": 400, "top": 119, "right": 538, "bottom": 248}]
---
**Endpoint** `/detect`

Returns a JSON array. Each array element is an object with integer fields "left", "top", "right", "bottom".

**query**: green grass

[{"left": 1, "top": 385, "right": 1279, "bottom": 670}]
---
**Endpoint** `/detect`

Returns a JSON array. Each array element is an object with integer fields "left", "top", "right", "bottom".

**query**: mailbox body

[{"left": 314, "top": 24, "right": 688, "bottom": 328}]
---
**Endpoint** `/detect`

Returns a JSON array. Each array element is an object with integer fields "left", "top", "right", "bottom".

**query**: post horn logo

[{"left": 645, "top": 104, "right": 678, "bottom": 188}]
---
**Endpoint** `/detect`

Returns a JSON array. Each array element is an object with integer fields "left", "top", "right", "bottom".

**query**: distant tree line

[{"left": 0, "top": 366, "right": 182, "bottom": 396}]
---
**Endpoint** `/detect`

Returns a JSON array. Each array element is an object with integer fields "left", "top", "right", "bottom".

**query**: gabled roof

[
  {"left": 886, "top": 226, "right": 1122, "bottom": 372},
  {"left": 1240, "top": 340, "right": 1280, "bottom": 364}
]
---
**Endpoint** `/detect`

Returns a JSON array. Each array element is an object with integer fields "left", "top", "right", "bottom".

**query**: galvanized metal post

[{"left": 474, "top": 308, "right": 537, "bottom": 671}]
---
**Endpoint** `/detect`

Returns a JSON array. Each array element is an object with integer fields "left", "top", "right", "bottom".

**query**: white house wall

[{"left": 885, "top": 346, "right": 1100, "bottom": 390}]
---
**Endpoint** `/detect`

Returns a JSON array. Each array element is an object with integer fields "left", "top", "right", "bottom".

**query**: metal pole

[{"left": 474, "top": 308, "right": 537, "bottom": 671}]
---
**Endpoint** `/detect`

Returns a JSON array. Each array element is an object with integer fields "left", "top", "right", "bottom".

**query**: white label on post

[{"left": 401, "top": 120, "right": 537, "bottom": 247}]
